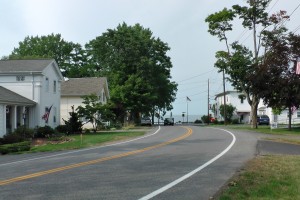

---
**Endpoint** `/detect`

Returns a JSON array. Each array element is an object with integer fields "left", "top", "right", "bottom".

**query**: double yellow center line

[{"left": 0, "top": 127, "right": 193, "bottom": 186}]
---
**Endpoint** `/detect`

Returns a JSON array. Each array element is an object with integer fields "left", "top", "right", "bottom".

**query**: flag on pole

[
  {"left": 42, "top": 105, "right": 53, "bottom": 123},
  {"left": 186, "top": 96, "right": 191, "bottom": 101},
  {"left": 296, "top": 58, "right": 300, "bottom": 75}
]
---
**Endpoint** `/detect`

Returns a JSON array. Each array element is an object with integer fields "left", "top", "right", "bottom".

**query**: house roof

[
  {"left": 61, "top": 77, "right": 109, "bottom": 97},
  {"left": 0, "top": 59, "right": 55, "bottom": 73},
  {"left": 0, "top": 86, "right": 36, "bottom": 105}
]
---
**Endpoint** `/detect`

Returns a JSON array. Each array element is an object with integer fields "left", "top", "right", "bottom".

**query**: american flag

[
  {"left": 296, "top": 58, "right": 300, "bottom": 75},
  {"left": 42, "top": 105, "right": 52, "bottom": 123}
]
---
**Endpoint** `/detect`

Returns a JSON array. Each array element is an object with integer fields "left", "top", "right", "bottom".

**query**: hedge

[{"left": 0, "top": 141, "right": 31, "bottom": 155}]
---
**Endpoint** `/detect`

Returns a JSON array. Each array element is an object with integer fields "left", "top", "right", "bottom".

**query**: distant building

[
  {"left": 0, "top": 59, "right": 64, "bottom": 137},
  {"left": 60, "top": 77, "right": 110, "bottom": 129},
  {"left": 214, "top": 90, "right": 300, "bottom": 125},
  {"left": 214, "top": 91, "right": 251, "bottom": 123}
]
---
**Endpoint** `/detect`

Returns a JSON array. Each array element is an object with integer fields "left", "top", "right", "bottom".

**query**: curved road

[{"left": 0, "top": 126, "right": 258, "bottom": 200}]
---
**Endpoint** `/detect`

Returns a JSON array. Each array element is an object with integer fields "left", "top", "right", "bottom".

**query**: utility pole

[
  {"left": 223, "top": 70, "right": 226, "bottom": 125},
  {"left": 208, "top": 79, "right": 210, "bottom": 125}
]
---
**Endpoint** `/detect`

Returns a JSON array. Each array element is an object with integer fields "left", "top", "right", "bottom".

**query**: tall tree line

[{"left": 5, "top": 24, "right": 177, "bottom": 124}]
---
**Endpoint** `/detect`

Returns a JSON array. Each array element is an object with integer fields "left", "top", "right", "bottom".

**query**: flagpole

[{"left": 187, "top": 100, "right": 189, "bottom": 124}]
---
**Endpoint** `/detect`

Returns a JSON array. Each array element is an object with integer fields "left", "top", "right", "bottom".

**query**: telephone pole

[
  {"left": 223, "top": 70, "right": 226, "bottom": 125},
  {"left": 208, "top": 79, "right": 210, "bottom": 125}
]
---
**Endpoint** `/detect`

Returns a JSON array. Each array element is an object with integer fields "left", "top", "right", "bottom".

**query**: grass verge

[
  {"left": 216, "top": 155, "right": 300, "bottom": 200},
  {"left": 29, "top": 131, "right": 145, "bottom": 153}
]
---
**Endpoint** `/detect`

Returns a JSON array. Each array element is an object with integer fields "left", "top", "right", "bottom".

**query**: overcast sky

[{"left": 1, "top": 0, "right": 300, "bottom": 117}]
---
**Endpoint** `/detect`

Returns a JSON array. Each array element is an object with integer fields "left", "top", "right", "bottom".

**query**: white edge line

[
  {"left": 0, "top": 126, "right": 161, "bottom": 167},
  {"left": 138, "top": 128, "right": 236, "bottom": 200}
]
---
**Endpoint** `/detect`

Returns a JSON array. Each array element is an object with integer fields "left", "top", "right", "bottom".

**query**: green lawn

[
  {"left": 29, "top": 131, "right": 145, "bottom": 153},
  {"left": 223, "top": 124, "right": 300, "bottom": 135},
  {"left": 217, "top": 155, "right": 300, "bottom": 200}
]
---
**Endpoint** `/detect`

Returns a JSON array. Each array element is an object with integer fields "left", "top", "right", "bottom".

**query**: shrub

[
  {"left": 55, "top": 125, "right": 69, "bottom": 134},
  {"left": 194, "top": 119, "right": 203, "bottom": 124},
  {"left": 2, "top": 133, "right": 25, "bottom": 144},
  {"left": 213, "top": 119, "right": 219, "bottom": 124},
  {"left": 35, "top": 126, "right": 56, "bottom": 138},
  {"left": 232, "top": 118, "right": 240, "bottom": 124},
  {"left": 13, "top": 126, "right": 34, "bottom": 139},
  {"left": 0, "top": 141, "right": 31, "bottom": 154},
  {"left": 1, "top": 126, "right": 34, "bottom": 144}
]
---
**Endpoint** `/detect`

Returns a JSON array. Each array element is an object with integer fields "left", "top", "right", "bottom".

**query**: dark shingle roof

[
  {"left": 61, "top": 77, "right": 108, "bottom": 96},
  {"left": 0, "top": 86, "right": 36, "bottom": 105},
  {"left": 0, "top": 59, "right": 55, "bottom": 73}
]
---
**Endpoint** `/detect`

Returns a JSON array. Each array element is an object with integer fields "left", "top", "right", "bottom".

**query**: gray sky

[{"left": 1, "top": 0, "right": 300, "bottom": 117}]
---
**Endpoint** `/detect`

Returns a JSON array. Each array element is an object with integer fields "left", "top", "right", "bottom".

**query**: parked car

[
  {"left": 141, "top": 117, "right": 152, "bottom": 126},
  {"left": 257, "top": 115, "right": 270, "bottom": 125},
  {"left": 164, "top": 118, "right": 174, "bottom": 126}
]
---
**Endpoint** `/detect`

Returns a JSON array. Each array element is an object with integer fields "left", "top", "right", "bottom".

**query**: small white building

[
  {"left": 60, "top": 77, "right": 110, "bottom": 129},
  {"left": 214, "top": 90, "right": 300, "bottom": 125},
  {"left": 0, "top": 59, "right": 64, "bottom": 137}
]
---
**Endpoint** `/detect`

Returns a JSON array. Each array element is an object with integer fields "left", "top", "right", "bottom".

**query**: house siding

[{"left": 0, "top": 60, "right": 63, "bottom": 136}]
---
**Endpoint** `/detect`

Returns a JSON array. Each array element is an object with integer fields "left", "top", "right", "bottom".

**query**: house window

[
  {"left": 297, "top": 111, "right": 300, "bottom": 118},
  {"left": 53, "top": 80, "right": 57, "bottom": 93},
  {"left": 45, "top": 77, "right": 49, "bottom": 92},
  {"left": 16, "top": 75, "right": 25, "bottom": 81}
]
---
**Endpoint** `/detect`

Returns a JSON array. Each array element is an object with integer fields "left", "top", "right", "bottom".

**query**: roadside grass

[
  {"left": 223, "top": 124, "right": 300, "bottom": 135},
  {"left": 29, "top": 131, "right": 145, "bottom": 153},
  {"left": 217, "top": 155, "right": 300, "bottom": 200},
  {"left": 221, "top": 125, "right": 300, "bottom": 145}
]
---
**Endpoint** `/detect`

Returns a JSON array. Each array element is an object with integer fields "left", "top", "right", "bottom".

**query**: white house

[
  {"left": 214, "top": 91, "right": 265, "bottom": 123},
  {"left": 0, "top": 59, "right": 64, "bottom": 137},
  {"left": 214, "top": 90, "right": 300, "bottom": 125},
  {"left": 60, "top": 77, "right": 110, "bottom": 129}
]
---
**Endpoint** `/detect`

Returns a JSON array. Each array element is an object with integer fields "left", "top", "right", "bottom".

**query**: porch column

[
  {"left": 21, "top": 106, "right": 26, "bottom": 126},
  {"left": 11, "top": 105, "right": 17, "bottom": 131}
]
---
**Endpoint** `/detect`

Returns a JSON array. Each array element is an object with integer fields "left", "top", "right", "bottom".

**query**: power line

[
  {"left": 289, "top": 2, "right": 300, "bottom": 17},
  {"left": 268, "top": 0, "right": 280, "bottom": 14},
  {"left": 177, "top": 69, "right": 215, "bottom": 83}
]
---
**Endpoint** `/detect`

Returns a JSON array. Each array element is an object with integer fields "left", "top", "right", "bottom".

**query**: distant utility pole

[
  {"left": 223, "top": 70, "right": 226, "bottom": 125},
  {"left": 208, "top": 79, "right": 210, "bottom": 125}
]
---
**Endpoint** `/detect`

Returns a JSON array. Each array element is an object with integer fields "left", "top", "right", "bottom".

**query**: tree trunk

[
  {"left": 250, "top": 95, "right": 259, "bottom": 129},
  {"left": 288, "top": 106, "right": 292, "bottom": 130}
]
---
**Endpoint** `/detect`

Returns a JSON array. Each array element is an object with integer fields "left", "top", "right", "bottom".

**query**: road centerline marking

[{"left": 0, "top": 127, "right": 192, "bottom": 186}]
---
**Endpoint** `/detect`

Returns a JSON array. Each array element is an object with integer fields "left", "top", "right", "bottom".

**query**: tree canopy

[
  {"left": 86, "top": 23, "right": 177, "bottom": 122},
  {"left": 205, "top": 0, "right": 300, "bottom": 128},
  {"left": 9, "top": 33, "right": 91, "bottom": 77},
  {"left": 7, "top": 23, "right": 177, "bottom": 125}
]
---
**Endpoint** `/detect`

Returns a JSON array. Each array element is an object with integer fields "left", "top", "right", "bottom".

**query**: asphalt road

[{"left": 0, "top": 126, "right": 259, "bottom": 200}]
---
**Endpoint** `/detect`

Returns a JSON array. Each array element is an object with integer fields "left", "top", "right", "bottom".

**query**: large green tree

[
  {"left": 258, "top": 13, "right": 300, "bottom": 130},
  {"left": 205, "top": 0, "right": 295, "bottom": 128},
  {"left": 86, "top": 23, "right": 177, "bottom": 123},
  {"left": 9, "top": 33, "right": 91, "bottom": 77}
]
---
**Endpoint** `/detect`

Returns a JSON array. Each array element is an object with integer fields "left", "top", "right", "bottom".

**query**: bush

[
  {"left": 1, "top": 133, "right": 25, "bottom": 144},
  {"left": 55, "top": 125, "right": 69, "bottom": 134},
  {"left": 232, "top": 118, "right": 240, "bottom": 124},
  {"left": 35, "top": 126, "right": 56, "bottom": 138},
  {"left": 13, "top": 126, "right": 34, "bottom": 139},
  {"left": 0, "top": 141, "right": 31, "bottom": 154},
  {"left": 213, "top": 119, "right": 219, "bottom": 124},
  {"left": 0, "top": 126, "right": 34, "bottom": 144},
  {"left": 194, "top": 119, "right": 203, "bottom": 124}
]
